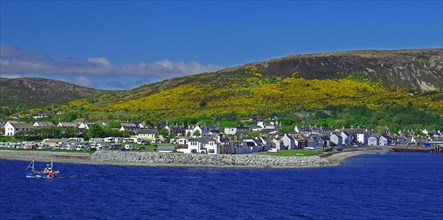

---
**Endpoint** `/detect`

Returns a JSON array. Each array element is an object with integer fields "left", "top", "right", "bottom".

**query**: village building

[
  {"left": 132, "top": 129, "right": 157, "bottom": 141},
  {"left": 4, "top": 121, "right": 34, "bottom": 136},
  {"left": 330, "top": 133, "right": 343, "bottom": 146},
  {"left": 57, "top": 122, "right": 78, "bottom": 129},
  {"left": 165, "top": 124, "right": 187, "bottom": 136},
  {"left": 33, "top": 121, "right": 55, "bottom": 128},
  {"left": 32, "top": 111, "right": 48, "bottom": 119},
  {"left": 224, "top": 127, "right": 237, "bottom": 135},
  {"left": 217, "top": 134, "right": 232, "bottom": 154},
  {"left": 379, "top": 135, "right": 392, "bottom": 146},
  {"left": 78, "top": 122, "right": 95, "bottom": 130},
  {"left": 119, "top": 122, "right": 143, "bottom": 132},
  {"left": 185, "top": 125, "right": 209, "bottom": 138},
  {"left": 340, "top": 131, "right": 352, "bottom": 146},
  {"left": 281, "top": 134, "right": 297, "bottom": 150},
  {"left": 272, "top": 139, "right": 285, "bottom": 151},
  {"left": 368, "top": 134, "right": 380, "bottom": 146},
  {"left": 179, "top": 137, "right": 220, "bottom": 154}
]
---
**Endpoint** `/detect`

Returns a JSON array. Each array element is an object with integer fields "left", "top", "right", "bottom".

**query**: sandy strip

[{"left": 325, "top": 150, "right": 388, "bottom": 164}]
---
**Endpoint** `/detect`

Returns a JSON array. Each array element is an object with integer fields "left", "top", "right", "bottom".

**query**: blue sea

[{"left": 1, "top": 152, "right": 442, "bottom": 219}]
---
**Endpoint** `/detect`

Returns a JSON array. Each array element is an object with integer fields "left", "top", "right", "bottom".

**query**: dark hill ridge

[
  {"left": 219, "top": 48, "right": 443, "bottom": 90},
  {"left": 0, "top": 77, "right": 110, "bottom": 111},
  {"left": 112, "top": 49, "right": 442, "bottom": 103}
]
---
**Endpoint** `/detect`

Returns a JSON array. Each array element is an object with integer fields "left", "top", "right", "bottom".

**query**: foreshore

[{"left": 0, "top": 149, "right": 386, "bottom": 168}]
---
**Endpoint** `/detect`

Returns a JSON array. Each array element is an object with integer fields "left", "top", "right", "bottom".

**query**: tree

[
  {"left": 199, "top": 101, "right": 207, "bottom": 108},
  {"left": 108, "top": 121, "right": 121, "bottom": 129},
  {"left": 159, "top": 128, "right": 169, "bottom": 137},
  {"left": 193, "top": 130, "right": 201, "bottom": 137},
  {"left": 86, "top": 124, "right": 105, "bottom": 139}
]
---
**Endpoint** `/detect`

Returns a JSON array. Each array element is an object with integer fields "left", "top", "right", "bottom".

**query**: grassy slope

[
  {"left": 66, "top": 70, "right": 442, "bottom": 120},
  {"left": 0, "top": 77, "right": 111, "bottom": 111},
  {"left": 42, "top": 49, "right": 443, "bottom": 120}
]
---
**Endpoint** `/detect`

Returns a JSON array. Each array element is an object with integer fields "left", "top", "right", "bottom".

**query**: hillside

[
  {"left": 97, "top": 48, "right": 442, "bottom": 105},
  {"left": 0, "top": 77, "right": 110, "bottom": 114},
  {"left": 60, "top": 49, "right": 443, "bottom": 121}
]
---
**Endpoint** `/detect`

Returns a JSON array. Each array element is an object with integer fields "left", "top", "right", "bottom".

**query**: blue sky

[{"left": 1, "top": 1, "right": 442, "bottom": 90}]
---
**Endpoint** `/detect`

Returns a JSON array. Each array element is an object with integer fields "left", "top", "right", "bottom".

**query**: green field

[{"left": 263, "top": 149, "right": 324, "bottom": 157}]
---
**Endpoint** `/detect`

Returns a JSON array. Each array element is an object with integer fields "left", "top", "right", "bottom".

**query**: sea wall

[{"left": 90, "top": 151, "right": 337, "bottom": 168}]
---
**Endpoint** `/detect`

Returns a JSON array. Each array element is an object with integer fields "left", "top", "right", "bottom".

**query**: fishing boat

[{"left": 25, "top": 160, "right": 60, "bottom": 178}]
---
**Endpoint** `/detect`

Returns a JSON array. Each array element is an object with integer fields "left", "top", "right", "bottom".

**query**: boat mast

[{"left": 26, "top": 159, "right": 35, "bottom": 172}]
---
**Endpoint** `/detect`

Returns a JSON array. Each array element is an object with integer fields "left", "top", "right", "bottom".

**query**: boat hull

[{"left": 25, "top": 172, "right": 57, "bottom": 178}]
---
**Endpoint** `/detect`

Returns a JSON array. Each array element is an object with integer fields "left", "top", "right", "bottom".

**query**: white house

[
  {"left": 224, "top": 127, "right": 238, "bottom": 135},
  {"left": 357, "top": 133, "right": 368, "bottom": 145},
  {"left": 181, "top": 137, "right": 220, "bottom": 154},
  {"left": 33, "top": 121, "right": 55, "bottom": 128},
  {"left": 57, "top": 122, "right": 77, "bottom": 129},
  {"left": 368, "top": 135, "right": 380, "bottom": 146},
  {"left": 4, "top": 121, "right": 34, "bottom": 136},
  {"left": 177, "top": 137, "right": 188, "bottom": 145},
  {"left": 78, "top": 122, "right": 94, "bottom": 130},
  {"left": 272, "top": 139, "right": 285, "bottom": 151},
  {"left": 281, "top": 134, "right": 297, "bottom": 150},
  {"left": 185, "top": 125, "right": 209, "bottom": 138},
  {"left": 330, "top": 133, "right": 343, "bottom": 146},
  {"left": 341, "top": 131, "right": 352, "bottom": 146},
  {"left": 132, "top": 129, "right": 157, "bottom": 141},
  {"left": 379, "top": 135, "right": 392, "bottom": 146}
]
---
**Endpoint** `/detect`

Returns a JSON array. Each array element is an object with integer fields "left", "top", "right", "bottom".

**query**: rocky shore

[
  {"left": 90, "top": 151, "right": 336, "bottom": 168},
  {"left": 0, "top": 149, "right": 384, "bottom": 168}
]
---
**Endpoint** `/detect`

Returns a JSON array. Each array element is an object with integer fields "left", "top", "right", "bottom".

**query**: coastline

[{"left": 0, "top": 149, "right": 385, "bottom": 168}]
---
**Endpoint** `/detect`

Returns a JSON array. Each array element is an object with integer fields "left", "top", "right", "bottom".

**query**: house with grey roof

[
  {"left": 33, "top": 121, "right": 55, "bottom": 128},
  {"left": 272, "top": 139, "right": 285, "bottom": 151},
  {"left": 58, "top": 122, "right": 77, "bottom": 129},
  {"left": 4, "top": 121, "right": 35, "bottom": 136},
  {"left": 132, "top": 129, "right": 158, "bottom": 141},
  {"left": 368, "top": 134, "right": 380, "bottom": 146},
  {"left": 379, "top": 135, "right": 392, "bottom": 146},
  {"left": 330, "top": 133, "right": 343, "bottom": 146},
  {"left": 281, "top": 134, "right": 297, "bottom": 150},
  {"left": 180, "top": 137, "right": 220, "bottom": 154}
]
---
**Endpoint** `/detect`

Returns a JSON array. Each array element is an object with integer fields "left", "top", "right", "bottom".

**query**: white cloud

[
  {"left": 87, "top": 57, "right": 111, "bottom": 66},
  {"left": 74, "top": 76, "right": 95, "bottom": 88},
  {"left": 0, "top": 73, "right": 23, "bottom": 78},
  {"left": 0, "top": 44, "right": 223, "bottom": 80}
]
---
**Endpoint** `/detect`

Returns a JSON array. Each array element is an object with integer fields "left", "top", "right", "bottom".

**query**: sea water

[{"left": 1, "top": 152, "right": 442, "bottom": 219}]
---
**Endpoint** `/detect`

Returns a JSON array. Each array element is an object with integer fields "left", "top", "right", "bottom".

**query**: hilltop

[
  {"left": 111, "top": 48, "right": 442, "bottom": 103},
  {"left": 0, "top": 77, "right": 110, "bottom": 115}
]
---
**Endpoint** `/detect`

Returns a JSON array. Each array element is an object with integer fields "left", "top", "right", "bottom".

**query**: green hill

[
  {"left": 0, "top": 77, "right": 110, "bottom": 115},
  {"left": 62, "top": 49, "right": 442, "bottom": 120}
]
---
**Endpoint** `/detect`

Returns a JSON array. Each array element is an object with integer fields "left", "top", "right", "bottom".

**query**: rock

[{"left": 90, "top": 151, "right": 335, "bottom": 168}]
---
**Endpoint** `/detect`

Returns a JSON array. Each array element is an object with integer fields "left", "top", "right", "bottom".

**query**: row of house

[
  {"left": 3, "top": 120, "right": 152, "bottom": 137},
  {"left": 3, "top": 118, "right": 442, "bottom": 154}
]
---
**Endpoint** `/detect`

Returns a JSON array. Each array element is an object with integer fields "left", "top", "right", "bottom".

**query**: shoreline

[{"left": 0, "top": 149, "right": 386, "bottom": 168}]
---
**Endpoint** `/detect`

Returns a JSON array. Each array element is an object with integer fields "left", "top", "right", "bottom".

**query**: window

[{"left": 208, "top": 149, "right": 215, "bottom": 153}]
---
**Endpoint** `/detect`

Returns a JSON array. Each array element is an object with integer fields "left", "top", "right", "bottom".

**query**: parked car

[{"left": 124, "top": 144, "right": 136, "bottom": 150}]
